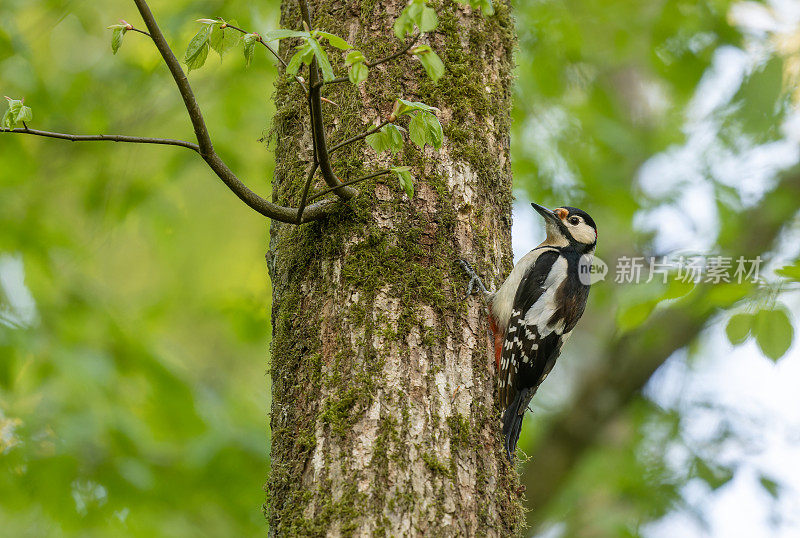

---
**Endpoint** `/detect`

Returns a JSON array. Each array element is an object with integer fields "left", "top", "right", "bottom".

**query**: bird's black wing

[{"left": 497, "top": 249, "right": 561, "bottom": 409}]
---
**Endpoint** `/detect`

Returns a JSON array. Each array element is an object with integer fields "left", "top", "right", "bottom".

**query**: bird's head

[{"left": 532, "top": 203, "right": 597, "bottom": 252}]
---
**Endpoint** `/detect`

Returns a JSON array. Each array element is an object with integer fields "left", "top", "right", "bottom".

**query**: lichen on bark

[{"left": 266, "top": 0, "right": 522, "bottom": 535}]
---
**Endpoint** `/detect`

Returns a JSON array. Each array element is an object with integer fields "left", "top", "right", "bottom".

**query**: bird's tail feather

[{"left": 502, "top": 388, "right": 533, "bottom": 462}]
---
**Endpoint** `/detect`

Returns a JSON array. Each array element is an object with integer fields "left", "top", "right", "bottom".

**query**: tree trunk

[{"left": 266, "top": 1, "right": 520, "bottom": 535}]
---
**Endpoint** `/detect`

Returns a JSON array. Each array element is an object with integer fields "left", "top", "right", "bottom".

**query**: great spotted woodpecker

[{"left": 461, "top": 203, "right": 597, "bottom": 461}]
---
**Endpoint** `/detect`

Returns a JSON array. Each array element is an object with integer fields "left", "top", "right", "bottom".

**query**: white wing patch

[
  {"left": 524, "top": 256, "right": 568, "bottom": 336},
  {"left": 491, "top": 247, "right": 559, "bottom": 331}
]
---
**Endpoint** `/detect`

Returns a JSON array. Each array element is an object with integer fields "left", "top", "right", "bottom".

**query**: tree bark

[{"left": 266, "top": 0, "right": 520, "bottom": 535}]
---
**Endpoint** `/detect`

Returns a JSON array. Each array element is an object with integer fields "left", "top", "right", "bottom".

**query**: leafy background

[{"left": 2, "top": 0, "right": 800, "bottom": 536}]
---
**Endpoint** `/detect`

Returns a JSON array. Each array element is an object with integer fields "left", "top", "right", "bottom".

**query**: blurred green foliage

[
  {"left": 512, "top": 0, "right": 800, "bottom": 534},
  {"left": 1, "top": 0, "right": 282, "bottom": 535}
]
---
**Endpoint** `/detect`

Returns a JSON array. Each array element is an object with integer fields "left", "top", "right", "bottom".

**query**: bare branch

[
  {"left": 0, "top": 126, "right": 199, "bottom": 151},
  {"left": 223, "top": 23, "right": 308, "bottom": 93},
  {"left": 298, "top": 0, "right": 358, "bottom": 201},
  {"left": 128, "top": 26, "right": 152, "bottom": 38},
  {"left": 0, "top": 124, "right": 336, "bottom": 222},
  {"left": 132, "top": 0, "right": 212, "bottom": 153},
  {"left": 367, "top": 33, "right": 420, "bottom": 68},
  {"left": 127, "top": 0, "right": 332, "bottom": 223},
  {"left": 307, "top": 169, "right": 391, "bottom": 203},
  {"left": 329, "top": 120, "right": 389, "bottom": 154},
  {"left": 224, "top": 23, "right": 287, "bottom": 67},
  {"left": 296, "top": 162, "right": 319, "bottom": 224}
]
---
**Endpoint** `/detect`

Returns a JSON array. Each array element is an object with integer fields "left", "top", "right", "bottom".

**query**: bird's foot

[{"left": 458, "top": 259, "right": 490, "bottom": 300}]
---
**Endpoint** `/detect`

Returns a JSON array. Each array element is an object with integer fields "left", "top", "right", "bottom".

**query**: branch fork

[{"left": 1, "top": 0, "right": 410, "bottom": 224}]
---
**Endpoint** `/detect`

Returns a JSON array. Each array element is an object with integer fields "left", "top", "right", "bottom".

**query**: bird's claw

[{"left": 458, "top": 259, "right": 489, "bottom": 300}]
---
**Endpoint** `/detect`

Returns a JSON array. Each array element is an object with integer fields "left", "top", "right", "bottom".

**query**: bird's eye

[{"left": 569, "top": 217, "right": 580, "bottom": 225}]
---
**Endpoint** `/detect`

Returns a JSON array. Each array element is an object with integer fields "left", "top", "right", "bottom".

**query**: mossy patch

[{"left": 422, "top": 451, "right": 452, "bottom": 478}]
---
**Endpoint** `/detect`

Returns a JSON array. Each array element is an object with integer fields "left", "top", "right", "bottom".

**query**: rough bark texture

[{"left": 265, "top": 0, "right": 521, "bottom": 535}]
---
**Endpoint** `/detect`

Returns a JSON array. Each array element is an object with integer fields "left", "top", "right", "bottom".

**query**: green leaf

[
  {"left": 726, "top": 313, "right": 752, "bottom": 345},
  {"left": 185, "top": 25, "right": 212, "bottom": 71},
  {"left": 345, "top": 50, "right": 368, "bottom": 84},
  {"left": 391, "top": 166, "right": 415, "bottom": 198},
  {"left": 242, "top": 33, "right": 258, "bottom": 67},
  {"left": 409, "top": 114, "right": 427, "bottom": 148},
  {"left": 262, "top": 29, "right": 309, "bottom": 41},
  {"left": 706, "top": 282, "right": 753, "bottom": 308},
  {"left": 407, "top": 112, "right": 443, "bottom": 149},
  {"left": 415, "top": 48, "right": 445, "bottom": 82},
  {"left": 286, "top": 43, "right": 314, "bottom": 75},
  {"left": 393, "top": 11, "right": 415, "bottom": 40},
  {"left": 307, "top": 37, "right": 334, "bottom": 81},
  {"left": 210, "top": 25, "right": 239, "bottom": 59},
  {"left": 759, "top": 475, "right": 780, "bottom": 499},
  {"left": 316, "top": 31, "right": 351, "bottom": 50},
  {"left": 366, "top": 130, "right": 389, "bottom": 153},
  {"left": 735, "top": 56, "right": 784, "bottom": 137},
  {"left": 349, "top": 62, "right": 368, "bottom": 84},
  {"left": 2, "top": 98, "right": 30, "bottom": 130},
  {"left": 661, "top": 278, "right": 694, "bottom": 300},
  {"left": 458, "top": 0, "right": 495, "bottom": 15},
  {"left": 367, "top": 124, "right": 404, "bottom": 154},
  {"left": 478, "top": 0, "right": 495, "bottom": 15},
  {"left": 111, "top": 27, "right": 126, "bottom": 55},
  {"left": 17, "top": 105, "right": 32, "bottom": 124},
  {"left": 693, "top": 458, "right": 733, "bottom": 490},
  {"left": 418, "top": 6, "right": 439, "bottom": 33},
  {"left": 775, "top": 262, "right": 800, "bottom": 281},
  {"left": 396, "top": 0, "right": 439, "bottom": 37},
  {"left": 753, "top": 308, "right": 793, "bottom": 362},
  {"left": 407, "top": 1, "right": 424, "bottom": 22},
  {"left": 345, "top": 50, "right": 366, "bottom": 65},
  {"left": 422, "top": 111, "right": 443, "bottom": 149},
  {"left": 2, "top": 99, "right": 20, "bottom": 130},
  {"left": 385, "top": 123, "right": 404, "bottom": 154},
  {"left": 617, "top": 300, "right": 657, "bottom": 332},
  {"left": 395, "top": 98, "right": 439, "bottom": 117}
]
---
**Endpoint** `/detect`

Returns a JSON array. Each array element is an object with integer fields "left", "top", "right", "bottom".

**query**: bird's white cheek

[{"left": 570, "top": 225, "right": 596, "bottom": 244}]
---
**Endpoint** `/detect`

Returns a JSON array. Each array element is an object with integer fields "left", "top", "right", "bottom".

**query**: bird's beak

[{"left": 531, "top": 202, "right": 560, "bottom": 224}]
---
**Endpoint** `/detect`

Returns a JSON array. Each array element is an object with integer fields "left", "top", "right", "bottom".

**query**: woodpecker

[{"left": 461, "top": 203, "right": 597, "bottom": 461}]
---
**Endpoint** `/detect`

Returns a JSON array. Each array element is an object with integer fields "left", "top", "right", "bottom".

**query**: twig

[
  {"left": 296, "top": 162, "right": 319, "bottom": 224},
  {"left": 128, "top": 27, "right": 152, "bottom": 38},
  {"left": 223, "top": 23, "right": 308, "bottom": 93},
  {"left": 366, "top": 33, "right": 420, "bottom": 67},
  {"left": 322, "top": 33, "right": 420, "bottom": 86},
  {"left": 0, "top": 127, "right": 199, "bottom": 151},
  {"left": 119, "top": 19, "right": 152, "bottom": 38},
  {"left": 130, "top": 0, "right": 333, "bottom": 223},
  {"left": 298, "top": 0, "right": 358, "bottom": 201},
  {"left": 307, "top": 169, "right": 391, "bottom": 203},
  {"left": 133, "top": 0, "right": 212, "bottom": 153},
  {"left": 1, "top": 124, "right": 335, "bottom": 222},
  {"left": 329, "top": 120, "right": 389, "bottom": 154},
  {"left": 224, "top": 23, "right": 287, "bottom": 67}
]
